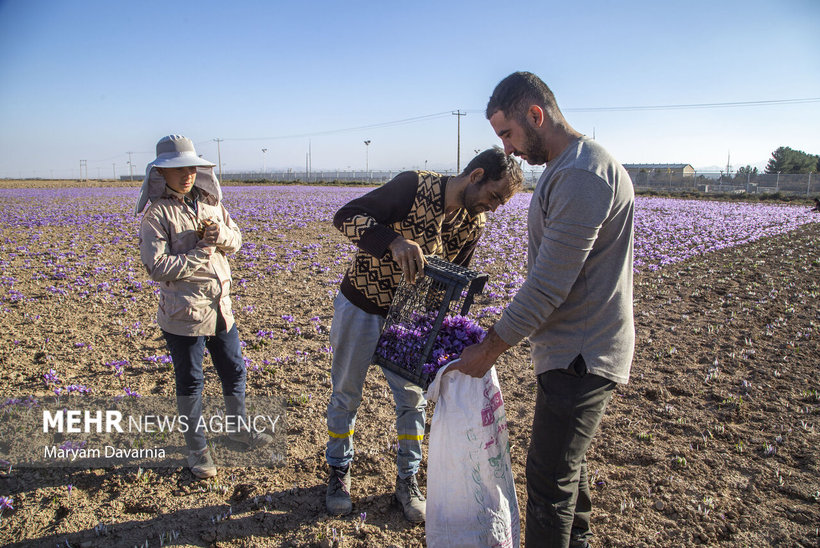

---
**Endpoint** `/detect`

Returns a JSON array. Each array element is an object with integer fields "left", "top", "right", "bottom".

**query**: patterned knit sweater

[{"left": 333, "top": 171, "right": 485, "bottom": 316}]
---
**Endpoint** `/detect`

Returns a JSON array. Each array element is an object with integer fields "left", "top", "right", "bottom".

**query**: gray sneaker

[
  {"left": 395, "top": 474, "right": 426, "bottom": 523},
  {"left": 325, "top": 465, "right": 352, "bottom": 515},
  {"left": 187, "top": 448, "right": 217, "bottom": 479},
  {"left": 228, "top": 430, "right": 273, "bottom": 448}
]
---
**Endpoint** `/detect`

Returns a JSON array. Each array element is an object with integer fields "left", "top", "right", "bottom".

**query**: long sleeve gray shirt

[{"left": 494, "top": 137, "right": 635, "bottom": 384}]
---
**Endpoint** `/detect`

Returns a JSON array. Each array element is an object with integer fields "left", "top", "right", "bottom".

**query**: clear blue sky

[{"left": 1, "top": 0, "right": 818, "bottom": 179}]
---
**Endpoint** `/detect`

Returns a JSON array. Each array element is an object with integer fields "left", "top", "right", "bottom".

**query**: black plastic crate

[{"left": 373, "top": 255, "right": 488, "bottom": 388}]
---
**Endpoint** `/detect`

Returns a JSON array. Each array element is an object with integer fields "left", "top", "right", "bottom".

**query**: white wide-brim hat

[{"left": 134, "top": 135, "right": 222, "bottom": 215}]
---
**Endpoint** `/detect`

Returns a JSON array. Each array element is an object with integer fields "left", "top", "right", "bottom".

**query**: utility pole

[
  {"left": 213, "top": 138, "right": 223, "bottom": 182},
  {"left": 452, "top": 110, "right": 466, "bottom": 173},
  {"left": 112, "top": 163, "right": 116, "bottom": 180},
  {"left": 79, "top": 160, "right": 87, "bottom": 182},
  {"left": 364, "top": 140, "right": 371, "bottom": 177},
  {"left": 262, "top": 148, "right": 268, "bottom": 175},
  {"left": 127, "top": 151, "right": 134, "bottom": 181}
]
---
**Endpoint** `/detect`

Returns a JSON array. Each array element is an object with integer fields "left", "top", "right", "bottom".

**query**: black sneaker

[
  {"left": 395, "top": 474, "right": 426, "bottom": 523},
  {"left": 325, "top": 465, "right": 352, "bottom": 515}
]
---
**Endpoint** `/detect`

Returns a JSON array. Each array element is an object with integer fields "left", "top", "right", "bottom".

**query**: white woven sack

[{"left": 425, "top": 360, "right": 520, "bottom": 548}]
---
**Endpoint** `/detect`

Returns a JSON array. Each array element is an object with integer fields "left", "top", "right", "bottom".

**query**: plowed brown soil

[{"left": 0, "top": 192, "right": 818, "bottom": 547}]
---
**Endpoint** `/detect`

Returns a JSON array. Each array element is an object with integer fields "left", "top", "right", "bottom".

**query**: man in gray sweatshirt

[{"left": 453, "top": 72, "right": 635, "bottom": 548}]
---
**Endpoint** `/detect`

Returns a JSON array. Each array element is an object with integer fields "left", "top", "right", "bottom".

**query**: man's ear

[
  {"left": 527, "top": 105, "right": 545, "bottom": 128},
  {"left": 469, "top": 167, "right": 485, "bottom": 184}
]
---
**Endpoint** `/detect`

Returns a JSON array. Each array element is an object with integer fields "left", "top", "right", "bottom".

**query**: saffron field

[{"left": 0, "top": 184, "right": 818, "bottom": 547}]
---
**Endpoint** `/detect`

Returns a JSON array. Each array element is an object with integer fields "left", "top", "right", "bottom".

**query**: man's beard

[
  {"left": 520, "top": 121, "right": 549, "bottom": 165},
  {"left": 460, "top": 184, "right": 484, "bottom": 216}
]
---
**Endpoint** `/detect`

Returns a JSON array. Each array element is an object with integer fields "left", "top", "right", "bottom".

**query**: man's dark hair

[
  {"left": 461, "top": 146, "right": 524, "bottom": 195},
  {"left": 485, "top": 71, "right": 559, "bottom": 122}
]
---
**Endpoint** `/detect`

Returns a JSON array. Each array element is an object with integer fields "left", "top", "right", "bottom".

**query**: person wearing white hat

[{"left": 137, "top": 135, "right": 270, "bottom": 479}]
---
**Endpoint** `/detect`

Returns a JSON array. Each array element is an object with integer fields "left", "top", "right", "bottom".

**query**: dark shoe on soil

[
  {"left": 395, "top": 474, "right": 426, "bottom": 523},
  {"left": 228, "top": 430, "right": 273, "bottom": 448},
  {"left": 326, "top": 465, "right": 352, "bottom": 515},
  {"left": 187, "top": 448, "right": 217, "bottom": 479}
]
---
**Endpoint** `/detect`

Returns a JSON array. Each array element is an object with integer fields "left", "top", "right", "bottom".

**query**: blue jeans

[
  {"left": 326, "top": 292, "right": 426, "bottom": 478},
  {"left": 163, "top": 323, "right": 247, "bottom": 452}
]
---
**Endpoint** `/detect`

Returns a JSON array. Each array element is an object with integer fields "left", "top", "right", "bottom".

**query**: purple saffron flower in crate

[
  {"left": 377, "top": 314, "right": 485, "bottom": 379},
  {"left": 373, "top": 256, "right": 489, "bottom": 385},
  {"left": 421, "top": 315, "right": 486, "bottom": 376}
]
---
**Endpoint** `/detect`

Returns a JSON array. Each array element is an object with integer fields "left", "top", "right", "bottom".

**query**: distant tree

[
  {"left": 765, "top": 146, "right": 818, "bottom": 174},
  {"left": 734, "top": 165, "right": 758, "bottom": 181}
]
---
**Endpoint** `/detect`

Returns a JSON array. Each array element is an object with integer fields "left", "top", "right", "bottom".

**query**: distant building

[{"left": 623, "top": 163, "right": 695, "bottom": 181}]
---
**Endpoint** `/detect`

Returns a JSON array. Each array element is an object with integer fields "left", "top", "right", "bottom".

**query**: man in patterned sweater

[{"left": 326, "top": 147, "right": 523, "bottom": 521}]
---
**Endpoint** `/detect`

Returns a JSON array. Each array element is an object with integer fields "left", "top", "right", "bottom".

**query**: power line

[
  {"left": 208, "top": 98, "right": 819, "bottom": 145},
  {"left": 468, "top": 97, "right": 820, "bottom": 114},
  {"left": 571, "top": 97, "right": 820, "bottom": 112},
  {"left": 80, "top": 97, "right": 820, "bottom": 170},
  {"left": 219, "top": 111, "right": 454, "bottom": 143}
]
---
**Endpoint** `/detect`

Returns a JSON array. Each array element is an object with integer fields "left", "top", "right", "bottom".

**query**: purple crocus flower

[
  {"left": 0, "top": 495, "right": 12, "bottom": 512},
  {"left": 376, "top": 314, "right": 485, "bottom": 379}
]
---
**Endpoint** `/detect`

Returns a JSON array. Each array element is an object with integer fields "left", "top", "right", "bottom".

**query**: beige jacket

[{"left": 139, "top": 187, "right": 242, "bottom": 336}]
